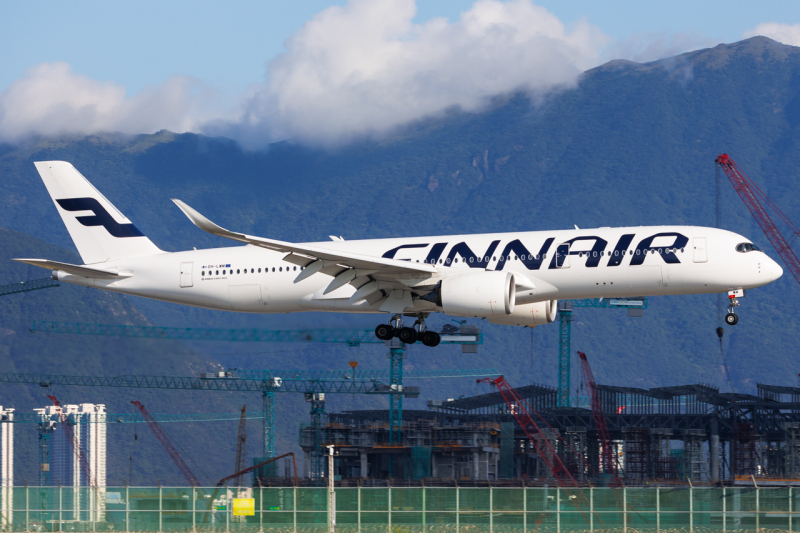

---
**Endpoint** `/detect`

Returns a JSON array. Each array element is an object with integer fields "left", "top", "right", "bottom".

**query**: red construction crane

[
  {"left": 47, "top": 395, "right": 96, "bottom": 487},
  {"left": 478, "top": 376, "right": 592, "bottom": 521},
  {"left": 715, "top": 154, "right": 800, "bottom": 285},
  {"left": 131, "top": 400, "right": 202, "bottom": 487},
  {"left": 577, "top": 352, "right": 622, "bottom": 487}
]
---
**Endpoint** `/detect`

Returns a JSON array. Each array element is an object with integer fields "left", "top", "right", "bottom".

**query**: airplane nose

[{"left": 767, "top": 257, "right": 783, "bottom": 282}]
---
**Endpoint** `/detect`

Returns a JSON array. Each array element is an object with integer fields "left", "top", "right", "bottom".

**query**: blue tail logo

[{"left": 56, "top": 198, "right": 145, "bottom": 238}]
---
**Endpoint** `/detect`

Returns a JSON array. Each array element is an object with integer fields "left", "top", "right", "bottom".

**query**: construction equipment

[
  {"left": 131, "top": 400, "right": 202, "bottom": 487},
  {"left": 29, "top": 319, "right": 486, "bottom": 463},
  {"left": 233, "top": 405, "right": 247, "bottom": 487},
  {"left": 203, "top": 453, "right": 298, "bottom": 524},
  {"left": 46, "top": 395, "right": 96, "bottom": 487},
  {"left": 0, "top": 278, "right": 59, "bottom": 297},
  {"left": 557, "top": 298, "right": 647, "bottom": 407},
  {"left": 577, "top": 351, "right": 622, "bottom": 487},
  {"left": 716, "top": 154, "right": 800, "bottom": 286},
  {"left": 477, "top": 376, "right": 592, "bottom": 523}
]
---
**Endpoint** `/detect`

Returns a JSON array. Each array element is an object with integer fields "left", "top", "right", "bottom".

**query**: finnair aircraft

[{"left": 17, "top": 162, "right": 782, "bottom": 347}]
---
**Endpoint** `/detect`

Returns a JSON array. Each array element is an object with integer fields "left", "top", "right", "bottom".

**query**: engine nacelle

[
  {"left": 439, "top": 271, "right": 516, "bottom": 317},
  {"left": 488, "top": 300, "right": 557, "bottom": 327}
]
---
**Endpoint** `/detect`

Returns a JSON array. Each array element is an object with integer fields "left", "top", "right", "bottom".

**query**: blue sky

[{"left": 1, "top": 0, "right": 798, "bottom": 146}]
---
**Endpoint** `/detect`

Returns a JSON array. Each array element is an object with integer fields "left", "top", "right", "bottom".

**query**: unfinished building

[{"left": 292, "top": 381, "right": 800, "bottom": 484}]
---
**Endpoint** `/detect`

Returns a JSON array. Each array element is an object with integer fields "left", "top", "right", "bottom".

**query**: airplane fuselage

[{"left": 55, "top": 225, "right": 781, "bottom": 316}]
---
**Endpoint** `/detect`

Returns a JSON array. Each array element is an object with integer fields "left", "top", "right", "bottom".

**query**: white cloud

[
  {"left": 743, "top": 22, "right": 800, "bottom": 47},
  {"left": 0, "top": 0, "right": 620, "bottom": 147},
  {"left": 0, "top": 62, "right": 221, "bottom": 143},
  {"left": 602, "top": 32, "right": 716, "bottom": 65},
  {"left": 218, "top": 0, "right": 608, "bottom": 146}
]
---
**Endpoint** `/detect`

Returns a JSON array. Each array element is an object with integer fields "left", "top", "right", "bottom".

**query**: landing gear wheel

[
  {"left": 375, "top": 324, "right": 394, "bottom": 341},
  {"left": 725, "top": 313, "right": 739, "bottom": 326},
  {"left": 421, "top": 331, "right": 441, "bottom": 347},
  {"left": 397, "top": 327, "right": 418, "bottom": 344}
]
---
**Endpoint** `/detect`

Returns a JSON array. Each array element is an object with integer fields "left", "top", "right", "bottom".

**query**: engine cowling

[
  {"left": 439, "top": 271, "right": 515, "bottom": 317},
  {"left": 488, "top": 300, "right": 557, "bottom": 327}
]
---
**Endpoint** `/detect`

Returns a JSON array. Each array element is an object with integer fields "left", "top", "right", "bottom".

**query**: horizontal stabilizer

[{"left": 13, "top": 259, "right": 127, "bottom": 279}]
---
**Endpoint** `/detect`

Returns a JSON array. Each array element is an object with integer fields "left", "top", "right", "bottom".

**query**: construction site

[{"left": 0, "top": 156, "right": 798, "bottom": 533}]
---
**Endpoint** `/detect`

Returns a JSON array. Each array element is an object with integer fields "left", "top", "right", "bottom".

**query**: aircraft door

[
  {"left": 179, "top": 262, "right": 193, "bottom": 288},
  {"left": 555, "top": 243, "right": 571, "bottom": 268},
  {"left": 693, "top": 237, "right": 708, "bottom": 263}
]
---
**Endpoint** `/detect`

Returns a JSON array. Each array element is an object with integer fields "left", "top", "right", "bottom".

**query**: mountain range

[{"left": 0, "top": 36, "right": 798, "bottom": 484}]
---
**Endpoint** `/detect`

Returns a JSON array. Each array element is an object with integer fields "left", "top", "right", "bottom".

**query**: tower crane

[
  {"left": 0, "top": 278, "right": 59, "bottom": 297},
  {"left": 715, "top": 154, "right": 800, "bottom": 323},
  {"left": 131, "top": 401, "right": 202, "bottom": 487},
  {"left": 556, "top": 298, "right": 647, "bottom": 407},
  {"left": 27, "top": 320, "right": 489, "bottom": 469},
  {"left": 0, "top": 366, "right": 492, "bottom": 481}
]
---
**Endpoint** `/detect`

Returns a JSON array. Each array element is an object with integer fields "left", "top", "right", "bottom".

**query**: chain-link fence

[{"left": 0, "top": 486, "right": 797, "bottom": 532}]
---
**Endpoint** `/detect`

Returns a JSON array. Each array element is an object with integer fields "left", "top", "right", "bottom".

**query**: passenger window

[
  {"left": 455, "top": 258, "right": 458, "bottom": 263},
  {"left": 492, "top": 256, "right": 496, "bottom": 261},
  {"left": 293, "top": 266, "right": 297, "bottom": 271},
  {"left": 216, "top": 270, "right": 219, "bottom": 275},
  {"left": 201, "top": 271, "right": 205, "bottom": 276},
  {"left": 258, "top": 268, "right": 261, "bottom": 273},
  {"left": 272, "top": 267, "right": 275, "bottom": 272},
  {"left": 279, "top": 267, "right": 282, "bottom": 272},
  {"left": 223, "top": 270, "right": 226, "bottom": 275}
]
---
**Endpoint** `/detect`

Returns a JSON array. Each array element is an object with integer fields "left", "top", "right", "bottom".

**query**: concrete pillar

[
  {"left": 473, "top": 451, "right": 480, "bottom": 480},
  {"left": 304, "top": 451, "right": 310, "bottom": 479},
  {"left": 711, "top": 419, "right": 720, "bottom": 483},
  {"left": 360, "top": 452, "right": 368, "bottom": 478}
]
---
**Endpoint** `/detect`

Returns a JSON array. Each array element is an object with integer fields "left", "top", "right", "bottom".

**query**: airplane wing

[
  {"left": 172, "top": 200, "right": 437, "bottom": 294},
  {"left": 13, "top": 259, "right": 128, "bottom": 279}
]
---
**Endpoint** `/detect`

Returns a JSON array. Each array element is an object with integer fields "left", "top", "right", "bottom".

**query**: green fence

[{"left": 0, "top": 486, "right": 798, "bottom": 532}]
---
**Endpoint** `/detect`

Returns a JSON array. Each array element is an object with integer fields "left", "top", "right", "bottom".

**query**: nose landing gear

[
  {"left": 374, "top": 315, "right": 441, "bottom": 347},
  {"left": 725, "top": 289, "right": 744, "bottom": 325}
]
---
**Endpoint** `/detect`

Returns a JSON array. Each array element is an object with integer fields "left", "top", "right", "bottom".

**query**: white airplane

[{"left": 16, "top": 161, "right": 783, "bottom": 347}]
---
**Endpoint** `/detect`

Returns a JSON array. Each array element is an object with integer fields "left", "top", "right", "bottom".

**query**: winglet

[{"left": 172, "top": 199, "right": 240, "bottom": 240}]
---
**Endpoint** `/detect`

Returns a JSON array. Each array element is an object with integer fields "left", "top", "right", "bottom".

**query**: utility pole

[{"left": 327, "top": 445, "right": 336, "bottom": 533}]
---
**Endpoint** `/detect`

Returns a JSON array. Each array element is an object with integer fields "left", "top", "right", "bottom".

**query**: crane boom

[
  {"left": 47, "top": 395, "right": 96, "bottom": 487},
  {"left": 577, "top": 352, "right": 622, "bottom": 487},
  {"left": 715, "top": 154, "right": 800, "bottom": 285},
  {"left": 131, "top": 401, "right": 202, "bottom": 487}
]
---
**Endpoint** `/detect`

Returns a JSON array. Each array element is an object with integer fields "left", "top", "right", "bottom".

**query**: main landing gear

[
  {"left": 725, "top": 289, "right": 744, "bottom": 326},
  {"left": 375, "top": 315, "right": 441, "bottom": 347}
]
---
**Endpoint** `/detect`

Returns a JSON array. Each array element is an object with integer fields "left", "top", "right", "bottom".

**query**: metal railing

[{"left": 0, "top": 485, "right": 796, "bottom": 532}]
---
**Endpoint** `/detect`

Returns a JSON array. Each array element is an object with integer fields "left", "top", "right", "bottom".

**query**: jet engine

[
  {"left": 436, "top": 271, "right": 516, "bottom": 317},
  {"left": 488, "top": 300, "right": 557, "bottom": 327}
]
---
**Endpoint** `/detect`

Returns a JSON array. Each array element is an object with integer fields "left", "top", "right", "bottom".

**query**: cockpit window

[{"left": 735, "top": 242, "right": 760, "bottom": 253}]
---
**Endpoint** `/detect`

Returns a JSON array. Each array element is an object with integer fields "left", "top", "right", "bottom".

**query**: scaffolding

[{"left": 622, "top": 427, "right": 649, "bottom": 481}]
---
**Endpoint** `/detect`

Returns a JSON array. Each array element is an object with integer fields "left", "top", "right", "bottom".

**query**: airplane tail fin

[{"left": 34, "top": 161, "right": 164, "bottom": 264}]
